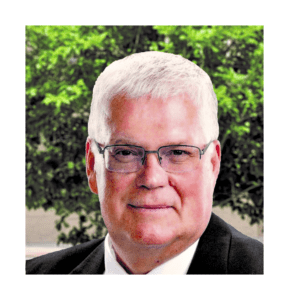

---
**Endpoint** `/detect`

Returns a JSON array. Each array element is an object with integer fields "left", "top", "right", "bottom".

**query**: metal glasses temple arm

[
  {"left": 200, "top": 140, "right": 213, "bottom": 156},
  {"left": 95, "top": 141, "right": 105, "bottom": 154}
]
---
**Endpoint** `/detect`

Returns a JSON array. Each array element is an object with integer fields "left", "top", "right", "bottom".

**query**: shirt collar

[{"left": 104, "top": 233, "right": 199, "bottom": 275}]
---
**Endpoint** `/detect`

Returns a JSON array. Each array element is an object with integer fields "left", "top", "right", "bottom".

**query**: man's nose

[{"left": 136, "top": 153, "right": 168, "bottom": 189}]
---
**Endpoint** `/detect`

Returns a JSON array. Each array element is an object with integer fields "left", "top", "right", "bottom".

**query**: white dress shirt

[{"left": 104, "top": 234, "right": 199, "bottom": 275}]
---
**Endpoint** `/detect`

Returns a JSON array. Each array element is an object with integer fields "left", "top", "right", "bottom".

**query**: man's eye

[
  {"left": 164, "top": 150, "right": 190, "bottom": 157},
  {"left": 161, "top": 148, "right": 198, "bottom": 162},
  {"left": 113, "top": 148, "right": 140, "bottom": 157},
  {"left": 116, "top": 150, "right": 133, "bottom": 156},
  {"left": 172, "top": 150, "right": 187, "bottom": 156}
]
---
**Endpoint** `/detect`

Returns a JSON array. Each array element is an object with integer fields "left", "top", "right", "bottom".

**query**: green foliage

[
  {"left": 152, "top": 26, "right": 263, "bottom": 224},
  {"left": 26, "top": 26, "right": 263, "bottom": 245}
]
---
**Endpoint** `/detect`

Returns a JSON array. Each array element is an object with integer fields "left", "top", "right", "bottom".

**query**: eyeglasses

[{"left": 95, "top": 140, "right": 213, "bottom": 173}]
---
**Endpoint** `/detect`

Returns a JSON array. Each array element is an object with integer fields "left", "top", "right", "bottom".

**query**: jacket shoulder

[
  {"left": 186, "top": 213, "right": 263, "bottom": 274},
  {"left": 226, "top": 222, "right": 263, "bottom": 274},
  {"left": 26, "top": 238, "right": 104, "bottom": 274}
]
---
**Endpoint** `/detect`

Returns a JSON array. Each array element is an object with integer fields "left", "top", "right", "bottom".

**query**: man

[{"left": 26, "top": 51, "right": 263, "bottom": 274}]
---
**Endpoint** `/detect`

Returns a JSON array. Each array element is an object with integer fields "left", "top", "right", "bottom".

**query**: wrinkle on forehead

[{"left": 108, "top": 93, "right": 198, "bottom": 124}]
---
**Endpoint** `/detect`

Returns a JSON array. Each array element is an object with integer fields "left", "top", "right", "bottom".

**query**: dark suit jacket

[{"left": 26, "top": 213, "right": 263, "bottom": 274}]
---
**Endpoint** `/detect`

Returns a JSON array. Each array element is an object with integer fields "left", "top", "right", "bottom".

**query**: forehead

[
  {"left": 110, "top": 93, "right": 198, "bottom": 122},
  {"left": 97, "top": 94, "right": 209, "bottom": 146}
]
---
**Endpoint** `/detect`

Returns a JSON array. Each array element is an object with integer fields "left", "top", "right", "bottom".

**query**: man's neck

[{"left": 110, "top": 235, "right": 198, "bottom": 274}]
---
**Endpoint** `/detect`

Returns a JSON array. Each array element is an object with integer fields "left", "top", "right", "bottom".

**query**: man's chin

[{"left": 128, "top": 227, "right": 178, "bottom": 249}]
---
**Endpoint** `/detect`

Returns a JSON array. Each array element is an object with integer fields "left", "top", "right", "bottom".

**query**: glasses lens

[
  {"left": 159, "top": 146, "right": 200, "bottom": 172},
  {"left": 105, "top": 145, "right": 144, "bottom": 172}
]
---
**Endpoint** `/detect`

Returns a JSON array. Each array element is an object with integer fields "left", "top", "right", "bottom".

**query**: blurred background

[{"left": 26, "top": 26, "right": 263, "bottom": 259}]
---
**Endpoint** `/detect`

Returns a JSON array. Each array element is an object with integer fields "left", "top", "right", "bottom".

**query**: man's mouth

[{"left": 128, "top": 204, "right": 172, "bottom": 210}]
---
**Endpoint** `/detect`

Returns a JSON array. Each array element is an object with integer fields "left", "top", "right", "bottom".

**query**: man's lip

[{"left": 128, "top": 204, "right": 172, "bottom": 209}]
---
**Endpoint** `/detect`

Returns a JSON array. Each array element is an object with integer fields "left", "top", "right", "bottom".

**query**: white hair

[{"left": 88, "top": 51, "right": 219, "bottom": 142}]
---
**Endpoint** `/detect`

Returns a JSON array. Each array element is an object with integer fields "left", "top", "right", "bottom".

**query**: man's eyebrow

[{"left": 112, "top": 138, "right": 140, "bottom": 145}]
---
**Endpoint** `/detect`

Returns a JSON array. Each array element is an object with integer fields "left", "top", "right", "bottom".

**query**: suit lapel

[
  {"left": 187, "top": 213, "right": 231, "bottom": 274},
  {"left": 69, "top": 240, "right": 105, "bottom": 274}
]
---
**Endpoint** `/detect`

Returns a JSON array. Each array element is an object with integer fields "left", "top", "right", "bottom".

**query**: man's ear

[
  {"left": 211, "top": 140, "right": 221, "bottom": 178},
  {"left": 86, "top": 137, "right": 98, "bottom": 195}
]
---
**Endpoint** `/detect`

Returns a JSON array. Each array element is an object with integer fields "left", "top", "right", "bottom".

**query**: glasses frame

[{"left": 94, "top": 140, "right": 213, "bottom": 172}]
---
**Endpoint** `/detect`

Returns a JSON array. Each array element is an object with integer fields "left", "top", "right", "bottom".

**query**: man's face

[{"left": 87, "top": 94, "right": 221, "bottom": 251}]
